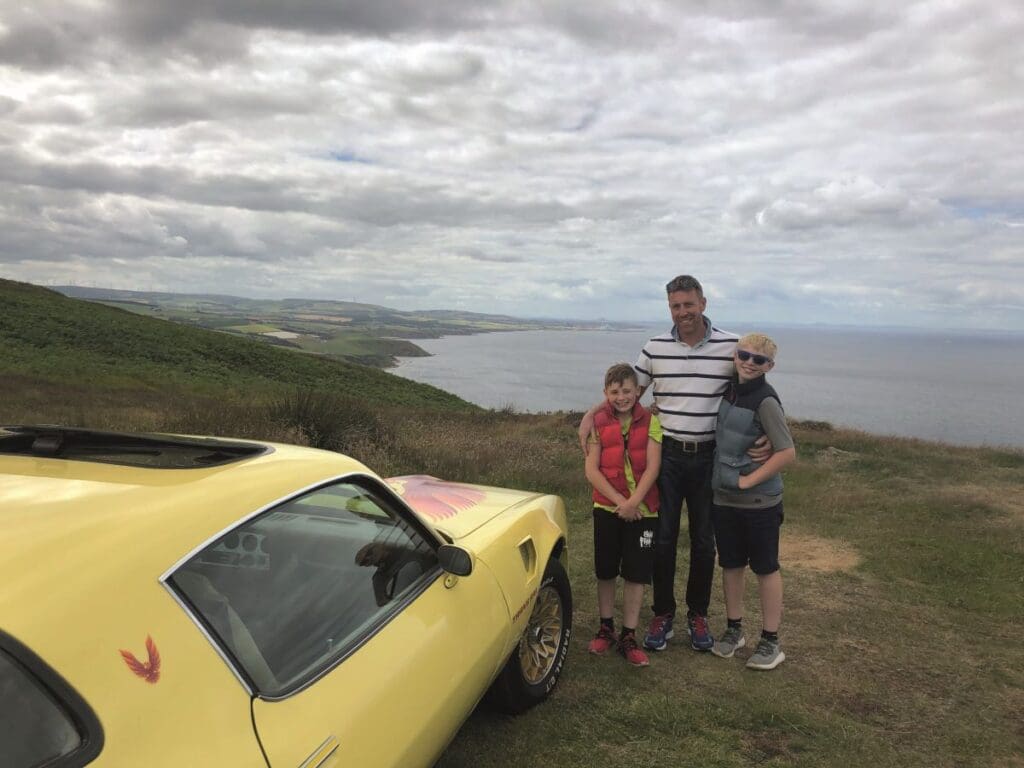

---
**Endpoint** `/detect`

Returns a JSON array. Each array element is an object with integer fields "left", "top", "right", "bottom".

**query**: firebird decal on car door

[{"left": 119, "top": 635, "right": 161, "bottom": 683}]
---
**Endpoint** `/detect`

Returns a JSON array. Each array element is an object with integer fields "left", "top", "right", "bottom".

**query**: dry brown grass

[{"left": 938, "top": 482, "right": 1024, "bottom": 525}]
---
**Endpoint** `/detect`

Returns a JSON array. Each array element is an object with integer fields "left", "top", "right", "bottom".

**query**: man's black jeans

[{"left": 651, "top": 443, "right": 716, "bottom": 618}]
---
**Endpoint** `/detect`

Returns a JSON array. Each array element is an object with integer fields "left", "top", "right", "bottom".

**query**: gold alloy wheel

[{"left": 518, "top": 584, "right": 563, "bottom": 685}]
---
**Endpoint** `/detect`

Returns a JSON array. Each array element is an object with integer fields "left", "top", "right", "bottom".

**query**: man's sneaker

[
  {"left": 711, "top": 625, "right": 746, "bottom": 658},
  {"left": 588, "top": 624, "right": 616, "bottom": 655},
  {"left": 687, "top": 614, "right": 715, "bottom": 651},
  {"left": 618, "top": 632, "right": 650, "bottom": 667},
  {"left": 643, "top": 613, "right": 674, "bottom": 651},
  {"left": 746, "top": 638, "right": 785, "bottom": 670}
]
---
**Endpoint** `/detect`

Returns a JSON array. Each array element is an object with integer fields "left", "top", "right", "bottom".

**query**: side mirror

[{"left": 438, "top": 545, "right": 473, "bottom": 577}]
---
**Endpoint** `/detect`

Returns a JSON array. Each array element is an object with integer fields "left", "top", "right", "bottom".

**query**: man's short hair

[
  {"left": 665, "top": 274, "right": 704, "bottom": 297},
  {"left": 604, "top": 363, "right": 638, "bottom": 389},
  {"left": 738, "top": 332, "right": 778, "bottom": 359}
]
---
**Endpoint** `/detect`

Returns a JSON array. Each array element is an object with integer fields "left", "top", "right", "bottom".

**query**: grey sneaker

[
  {"left": 711, "top": 625, "right": 746, "bottom": 658},
  {"left": 746, "top": 637, "right": 785, "bottom": 670}
]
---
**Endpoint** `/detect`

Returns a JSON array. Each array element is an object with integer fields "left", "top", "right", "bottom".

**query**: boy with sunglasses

[
  {"left": 709, "top": 333, "right": 796, "bottom": 670},
  {"left": 584, "top": 363, "right": 663, "bottom": 666}
]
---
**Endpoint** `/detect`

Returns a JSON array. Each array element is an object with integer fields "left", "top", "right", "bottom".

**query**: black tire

[{"left": 486, "top": 556, "right": 572, "bottom": 714}]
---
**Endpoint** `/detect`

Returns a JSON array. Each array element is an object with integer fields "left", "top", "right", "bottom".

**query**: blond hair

[{"left": 737, "top": 333, "right": 778, "bottom": 359}]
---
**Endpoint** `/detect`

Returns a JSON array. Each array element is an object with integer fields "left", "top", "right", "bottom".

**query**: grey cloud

[
  {"left": 390, "top": 50, "right": 486, "bottom": 89},
  {"left": 0, "top": 19, "right": 85, "bottom": 70},
  {"left": 13, "top": 101, "right": 89, "bottom": 125},
  {"left": 531, "top": 1, "right": 673, "bottom": 47},
  {"left": 100, "top": 83, "right": 317, "bottom": 128},
  {"left": 455, "top": 248, "right": 524, "bottom": 263},
  {"left": 0, "top": 149, "right": 306, "bottom": 213},
  {"left": 0, "top": 143, "right": 581, "bottom": 231},
  {"left": 746, "top": 177, "right": 941, "bottom": 231},
  {"left": 0, "top": 0, "right": 763, "bottom": 75},
  {"left": 0, "top": 0, "right": 493, "bottom": 71}
]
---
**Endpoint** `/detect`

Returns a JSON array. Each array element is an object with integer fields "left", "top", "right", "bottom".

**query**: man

[{"left": 579, "top": 275, "right": 768, "bottom": 652}]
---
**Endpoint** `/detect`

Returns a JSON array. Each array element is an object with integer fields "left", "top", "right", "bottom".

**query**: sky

[{"left": 1, "top": 1, "right": 1022, "bottom": 330}]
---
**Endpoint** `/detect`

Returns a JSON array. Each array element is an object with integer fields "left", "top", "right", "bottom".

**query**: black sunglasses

[{"left": 737, "top": 350, "right": 772, "bottom": 366}]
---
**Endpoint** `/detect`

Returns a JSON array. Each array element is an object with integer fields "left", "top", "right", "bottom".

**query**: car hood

[{"left": 385, "top": 474, "right": 543, "bottom": 540}]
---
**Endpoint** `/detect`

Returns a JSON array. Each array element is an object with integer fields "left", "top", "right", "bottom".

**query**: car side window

[
  {"left": 0, "top": 632, "right": 104, "bottom": 768},
  {"left": 169, "top": 478, "right": 439, "bottom": 698}
]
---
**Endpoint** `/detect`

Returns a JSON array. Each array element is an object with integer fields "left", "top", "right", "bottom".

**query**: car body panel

[
  {"left": 453, "top": 495, "right": 568, "bottom": 656},
  {"left": 0, "top": 503, "right": 263, "bottom": 765},
  {"left": 253, "top": 559, "right": 510, "bottom": 768},
  {"left": 1, "top": 433, "right": 570, "bottom": 767}
]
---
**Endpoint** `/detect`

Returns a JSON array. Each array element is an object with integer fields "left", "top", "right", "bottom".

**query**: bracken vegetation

[{"left": 2, "top": 279, "right": 1022, "bottom": 767}]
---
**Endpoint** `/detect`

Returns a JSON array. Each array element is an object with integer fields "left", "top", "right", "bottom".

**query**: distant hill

[
  {"left": 53, "top": 286, "right": 535, "bottom": 327},
  {"left": 51, "top": 285, "right": 641, "bottom": 367},
  {"left": 1, "top": 279, "right": 474, "bottom": 410}
]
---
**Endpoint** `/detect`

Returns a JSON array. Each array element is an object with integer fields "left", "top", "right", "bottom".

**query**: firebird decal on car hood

[
  {"left": 387, "top": 475, "right": 545, "bottom": 539},
  {"left": 385, "top": 475, "right": 485, "bottom": 521}
]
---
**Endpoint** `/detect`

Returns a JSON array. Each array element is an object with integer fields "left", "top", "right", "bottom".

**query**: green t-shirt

[{"left": 589, "top": 413, "right": 663, "bottom": 517}]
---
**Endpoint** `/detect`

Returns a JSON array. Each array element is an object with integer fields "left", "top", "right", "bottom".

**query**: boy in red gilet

[{"left": 584, "top": 363, "right": 663, "bottom": 666}]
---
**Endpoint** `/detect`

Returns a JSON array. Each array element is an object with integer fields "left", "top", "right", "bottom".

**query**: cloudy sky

[{"left": 1, "top": 1, "right": 1022, "bottom": 329}]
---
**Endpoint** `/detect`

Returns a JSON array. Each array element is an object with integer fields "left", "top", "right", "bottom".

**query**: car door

[{"left": 168, "top": 476, "right": 510, "bottom": 768}]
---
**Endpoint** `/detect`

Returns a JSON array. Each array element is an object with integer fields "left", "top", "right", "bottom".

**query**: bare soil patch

[{"left": 781, "top": 532, "right": 861, "bottom": 573}]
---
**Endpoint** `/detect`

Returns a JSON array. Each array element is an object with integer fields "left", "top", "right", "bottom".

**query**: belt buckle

[{"left": 682, "top": 440, "right": 698, "bottom": 453}]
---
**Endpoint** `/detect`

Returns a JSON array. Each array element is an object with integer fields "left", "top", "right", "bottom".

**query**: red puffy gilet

[{"left": 592, "top": 402, "right": 660, "bottom": 514}]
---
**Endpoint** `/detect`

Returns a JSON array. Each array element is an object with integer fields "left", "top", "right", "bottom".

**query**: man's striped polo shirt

[{"left": 633, "top": 318, "right": 738, "bottom": 442}]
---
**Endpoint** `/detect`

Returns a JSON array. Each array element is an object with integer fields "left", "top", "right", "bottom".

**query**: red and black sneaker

[
  {"left": 618, "top": 631, "right": 650, "bottom": 667},
  {"left": 588, "top": 624, "right": 616, "bottom": 655}
]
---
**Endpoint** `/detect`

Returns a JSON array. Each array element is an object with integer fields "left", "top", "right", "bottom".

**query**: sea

[{"left": 392, "top": 324, "right": 1024, "bottom": 449}]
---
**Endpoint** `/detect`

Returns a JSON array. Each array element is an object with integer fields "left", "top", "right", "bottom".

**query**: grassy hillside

[{"left": 0, "top": 279, "right": 472, "bottom": 410}]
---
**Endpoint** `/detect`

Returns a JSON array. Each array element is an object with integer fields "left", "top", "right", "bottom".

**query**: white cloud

[{"left": 0, "top": 0, "right": 1022, "bottom": 329}]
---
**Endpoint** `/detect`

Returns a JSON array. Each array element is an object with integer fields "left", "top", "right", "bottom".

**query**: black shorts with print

[{"left": 592, "top": 507, "right": 656, "bottom": 584}]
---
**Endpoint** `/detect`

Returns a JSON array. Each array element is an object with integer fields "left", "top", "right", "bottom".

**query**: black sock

[
  {"left": 728, "top": 617, "right": 743, "bottom": 630},
  {"left": 761, "top": 629, "right": 779, "bottom": 643},
  {"left": 620, "top": 626, "right": 636, "bottom": 638},
  {"left": 600, "top": 617, "right": 614, "bottom": 631}
]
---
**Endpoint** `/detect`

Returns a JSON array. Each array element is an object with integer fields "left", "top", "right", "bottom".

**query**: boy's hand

[
  {"left": 615, "top": 502, "right": 642, "bottom": 521},
  {"left": 736, "top": 474, "right": 753, "bottom": 491},
  {"left": 577, "top": 404, "right": 601, "bottom": 455},
  {"left": 747, "top": 435, "right": 772, "bottom": 462}
]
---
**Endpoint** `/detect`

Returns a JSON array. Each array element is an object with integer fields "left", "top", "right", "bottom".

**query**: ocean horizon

[{"left": 392, "top": 324, "right": 1024, "bottom": 450}]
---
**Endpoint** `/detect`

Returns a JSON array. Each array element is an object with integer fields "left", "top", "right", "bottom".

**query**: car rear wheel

[{"left": 487, "top": 556, "right": 572, "bottom": 714}]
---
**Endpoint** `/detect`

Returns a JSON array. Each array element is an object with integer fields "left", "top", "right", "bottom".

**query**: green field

[{"left": 2, "top": 278, "right": 1021, "bottom": 767}]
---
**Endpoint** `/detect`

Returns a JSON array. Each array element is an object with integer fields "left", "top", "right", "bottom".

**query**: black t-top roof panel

[{"left": 0, "top": 426, "right": 271, "bottom": 469}]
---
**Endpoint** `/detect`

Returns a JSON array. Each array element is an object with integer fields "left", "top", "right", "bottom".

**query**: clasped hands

[{"left": 613, "top": 499, "right": 644, "bottom": 521}]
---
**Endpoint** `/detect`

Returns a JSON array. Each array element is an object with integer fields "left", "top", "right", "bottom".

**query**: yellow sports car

[{"left": 0, "top": 425, "right": 571, "bottom": 767}]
